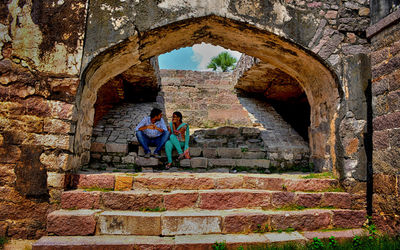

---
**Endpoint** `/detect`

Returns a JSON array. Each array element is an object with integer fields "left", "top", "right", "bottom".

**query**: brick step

[
  {"left": 70, "top": 172, "right": 340, "bottom": 192},
  {"left": 61, "top": 189, "right": 365, "bottom": 211},
  {"left": 33, "top": 228, "right": 367, "bottom": 250},
  {"left": 46, "top": 208, "right": 367, "bottom": 236}
]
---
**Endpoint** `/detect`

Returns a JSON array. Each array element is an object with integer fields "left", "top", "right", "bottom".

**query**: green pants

[{"left": 165, "top": 134, "right": 185, "bottom": 163}]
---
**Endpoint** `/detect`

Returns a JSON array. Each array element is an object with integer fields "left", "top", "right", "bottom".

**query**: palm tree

[{"left": 207, "top": 51, "right": 237, "bottom": 72}]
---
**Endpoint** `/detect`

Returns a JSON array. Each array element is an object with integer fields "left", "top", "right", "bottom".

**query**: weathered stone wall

[
  {"left": 368, "top": 6, "right": 400, "bottom": 234},
  {"left": 160, "top": 69, "right": 252, "bottom": 127},
  {"left": 0, "top": 0, "right": 87, "bottom": 239}
]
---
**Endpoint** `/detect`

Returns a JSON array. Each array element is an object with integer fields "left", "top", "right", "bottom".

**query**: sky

[{"left": 158, "top": 42, "right": 242, "bottom": 71}]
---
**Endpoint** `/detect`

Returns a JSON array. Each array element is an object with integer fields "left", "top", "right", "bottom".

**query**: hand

[{"left": 148, "top": 124, "right": 157, "bottom": 130}]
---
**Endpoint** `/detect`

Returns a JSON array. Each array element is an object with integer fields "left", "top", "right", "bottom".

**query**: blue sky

[{"left": 158, "top": 42, "right": 242, "bottom": 71}]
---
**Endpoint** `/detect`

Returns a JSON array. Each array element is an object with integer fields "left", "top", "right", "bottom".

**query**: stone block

[
  {"left": 332, "top": 210, "right": 366, "bottom": 228},
  {"left": 47, "top": 172, "right": 65, "bottom": 188},
  {"left": 190, "top": 158, "right": 207, "bottom": 168},
  {"left": 179, "top": 159, "right": 190, "bottom": 167},
  {"left": 222, "top": 213, "right": 269, "bottom": 233},
  {"left": 98, "top": 211, "right": 161, "bottom": 235},
  {"left": 208, "top": 158, "right": 236, "bottom": 168},
  {"left": 202, "top": 148, "right": 217, "bottom": 158},
  {"left": 136, "top": 157, "right": 159, "bottom": 167},
  {"left": 321, "top": 193, "right": 352, "bottom": 209},
  {"left": 215, "top": 126, "right": 239, "bottom": 136},
  {"left": 243, "top": 151, "right": 266, "bottom": 159},
  {"left": 199, "top": 190, "right": 271, "bottom": 209},
  {"left": 243, "top": 176, "right": 284, "bottom": 190},
  {"left": 47, "top": 210, "right": 100, "bottom": 236},
  {"left": 133, "top": 176, "right": 215, "bottom": 190},
  {"left": 0, "top": 164, "right": 16, "bottom": 185},
  {"left": 284, "top": 179, "right": 339, "bottom": 192},
  {"left": 164, "top": 192, "right": 199, "bottom": 210},
  {"left": 373, "top": 173, "right": 397, "bottom": 194},
  {"left": 302, "top": 228, "right": 366, "bottom": 241},
  {"left": 189, "top": 147, "right": 202, "bottom": 157},
  {"left": 162, "top": 211, "right": 221, "bottom": 235},
  {"left": 43, "top": 118, "right": 71, "bottom": 134},
  {"left": 236, "top": 159, "right": 270, "bottom": 169},
  {"left": 106, "top": 143, "right": 128, "bottom": 154},
  {"left": 389, "top": 128, "right": 400, "bottom": 148},
  {"left": 102, "top": 191, "right": 163, "bottom": 210},
  {"left": 295, "top": 193, "right": 322, "bottom": 208},
  {"left": 241, "top": 127, "right": 261, "bottom": 138},
  {"left": 217, "top": 148, "right": 242, "bottom": 158},
  {"left": 0, "top": 145, "right": 21, "bottom": 163},
  {"left": 373, "top": 130, "right": 389, "bottom": 150},
  {"left": 115, "top": 175, "right": 133, "bottom": 191},
  {"left": 61, "top": 190, "right": 101, "bottom": 209},
  {"left": 76, "top": 174, "right": 115, "bottom": 189},
  {"left": 270, "top": 192, "right": 295, "bottom": 208},
  {"left": 270, "top": 210, "right": 331, "bottom": 231},
  {"left": 215, "top": 176, "right": 244, "bottom": 189}
]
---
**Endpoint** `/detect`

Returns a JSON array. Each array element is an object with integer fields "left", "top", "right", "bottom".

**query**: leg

[
  {"left": 169, "top": 134, "right": 184, "bottom": 154},
  {"left": 153, "top": 131, "right": 170, "bottom": 154},
  {"left": 165, "top": 140, "right": 173, "bottom": 164},
  {"left": 136, "top": 131, "right": 151, "bottom": 154}
]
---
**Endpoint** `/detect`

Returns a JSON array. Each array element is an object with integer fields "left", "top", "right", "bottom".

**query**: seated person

[
  {"left": 135, "top": 108, "right": 169, "bottom": 158},
  {"left": 165, "top": 111, "right": 190, "bottom": 169}
]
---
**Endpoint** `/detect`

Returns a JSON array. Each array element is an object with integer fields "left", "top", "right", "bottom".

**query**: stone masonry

[{"left": 3, "top": 0, "right": 400, "bottom": 240}]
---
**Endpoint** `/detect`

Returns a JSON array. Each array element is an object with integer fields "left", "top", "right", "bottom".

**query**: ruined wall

[
  {"left": 0, "top": 0, "right": 87, "bottom": 239},
  {"left": 161, "top": 69, "right": 252, "bottom": 127},
  {"left": 367, "top": 6, "right": 400, "bottom": 234}
]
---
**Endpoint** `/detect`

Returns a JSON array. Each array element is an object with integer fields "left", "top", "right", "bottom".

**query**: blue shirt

[{"left": 135, "top": 116, "right": 168, "bottom": 138}]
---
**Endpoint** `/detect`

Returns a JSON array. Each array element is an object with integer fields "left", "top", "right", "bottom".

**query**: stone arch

[{"left": 74, "top": 15, "right": 341, "bottom": 174}]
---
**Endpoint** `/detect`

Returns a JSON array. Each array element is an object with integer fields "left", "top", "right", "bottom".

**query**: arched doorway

[{"left": 74, "top": 16, "right": 340, "bottom": 175}]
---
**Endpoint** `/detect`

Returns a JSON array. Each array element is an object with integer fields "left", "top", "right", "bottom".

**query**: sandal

[{"left": 165, "top": 163, "right": 172, "bottom": 169}]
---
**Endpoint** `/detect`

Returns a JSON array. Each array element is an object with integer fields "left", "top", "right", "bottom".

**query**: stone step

[
  {"left": 179, "top": 157, "right": 270, "bottom": 170},
  {"left": 137, "top": 146, "right": 267, "bottom": 159},
  {"left": 33, "top": 228, "right": 367, "bottom": 250},
  {"left": 61, "top": 189, "right": 366, "bottom": 211},
  {"left": 46, "top": 208, "right": 367, "bottom": 236},
  {"left": 69, "top": 172, "right": 340, "bottom": 192}
]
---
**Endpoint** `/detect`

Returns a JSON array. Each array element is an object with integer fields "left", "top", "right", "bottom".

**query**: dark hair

[
  {"left": 173, "top": 111, "right": 183, "bottom": 122},
  {"left": 150, "top": 108, "right": 162, "bottom": 118}
]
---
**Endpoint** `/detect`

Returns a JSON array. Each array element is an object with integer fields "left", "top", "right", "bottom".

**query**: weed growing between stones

[
  {"left": 274, "top": 204, "right": 306, "bottom": 211},
  {"left": 237, "top": 235, "right": 400, "bottom": 249},
  {"left": 302, "top": 172, "right": 335, "bottom": 179},
  {"left": 83, "top": 187, "right": 113, "bottom": 192},
  {"left": 0, "top": 236, "right": 8, "bottom": 248},
  {"left": 140, "top": 207, "right": 166, "bottom": 212},
  {"left": 212, "top": 241, "right": 227, "bottom": 250}
]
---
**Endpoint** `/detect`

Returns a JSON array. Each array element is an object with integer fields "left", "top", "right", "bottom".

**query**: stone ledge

[{"left": 367, "top": 9, "right": 400, "bottom": 38}]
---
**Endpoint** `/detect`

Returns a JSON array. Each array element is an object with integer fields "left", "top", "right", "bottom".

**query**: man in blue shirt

[{"left": 135, "top": 108, "right": 169, "bottom": 158}]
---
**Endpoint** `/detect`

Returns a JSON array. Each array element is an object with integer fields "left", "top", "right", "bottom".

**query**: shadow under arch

[{"left": 74, "top": 15, "right": 342, "bottom": 174}]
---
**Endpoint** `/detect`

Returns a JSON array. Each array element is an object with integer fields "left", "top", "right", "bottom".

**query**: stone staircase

[
  {"left": 33, "top": 172, "right": 367, "bottom": 249},
  {"left": 90, "top": 126, "right": 309, "bottom": 173}
]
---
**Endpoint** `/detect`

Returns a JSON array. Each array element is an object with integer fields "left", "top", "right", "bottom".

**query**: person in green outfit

[{"left": 165, "top": 111, "right": 190, "bottom": 169}]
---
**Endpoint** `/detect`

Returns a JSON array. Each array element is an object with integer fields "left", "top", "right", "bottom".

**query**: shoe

[
  {"left": 152, "top": 153, "right": 161, "bottom": 159},
  {"left": 165, "top": 163, "right": 172, "bottom": 169},
  {"left": 178, "top": 153, "right": 185, "bottom": 160},
  {"left": 144, "top": 152, "right": 151, "bottom": 158}
]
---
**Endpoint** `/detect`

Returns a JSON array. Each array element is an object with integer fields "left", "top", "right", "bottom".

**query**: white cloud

[{"left": 191, "top": 42, "right": 242, "bottom": 71}]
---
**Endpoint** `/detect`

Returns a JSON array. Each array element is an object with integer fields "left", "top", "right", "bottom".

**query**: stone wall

[
  {"left": 160, "top": 69, "right": 252, "bottom": 127},
  {"left": 0, "top": 0, "right": 88, "bottom": 239},
  {"left": 367, "top": 7, "right": 400, "bottom": 234}
]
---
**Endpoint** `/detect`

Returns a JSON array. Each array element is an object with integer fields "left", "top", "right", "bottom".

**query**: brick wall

[
  {"left": 160, "top": 69, "right": 252, "bottom": 127},
  {"left": 368, "top": 8, "right": 400, "bottom": 234}
]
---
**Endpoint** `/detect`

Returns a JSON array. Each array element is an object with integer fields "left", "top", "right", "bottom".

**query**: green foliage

[
  {"left": 140, "top": 207, "right": 166, "bottom": 212},
  {"left": 327, "top": 236, "right": 338, "bottom": 248},
  {"left": 207, "top": 52, "right": 237, "bottom": 72},
  {"left": 0, "top": 236, "right": 8, "bottom": 248},
  {"left": 212, "top": 241, "right": 227, "bottom": 250},
  {"left": 84, "top": 187, "right": 113, "bottom": 192},
  {"left": 352, "top": 235, "right": 362, "bottom": 248},
  {"left": 274, "top": 204, "right": 306, "bottom": 211},
  {"left": 302, "top": 172, "right": 335, "bottom": 179},
  {"left": 310, "top": 237, "right": 324, "bottom": 249},
  {"left": 241, "top": 147, "right": 249, "bottom": 153}
]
